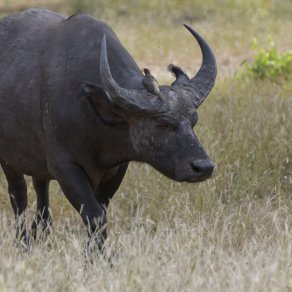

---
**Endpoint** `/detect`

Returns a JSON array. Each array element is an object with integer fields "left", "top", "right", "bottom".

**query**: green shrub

[{"left": 245, "top": 38, "right": 292, "bottom": 81}]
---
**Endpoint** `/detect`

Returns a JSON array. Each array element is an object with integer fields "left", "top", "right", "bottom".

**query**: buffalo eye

[
  {"left": 156, "top": 122, "right": 176, "bottom": 131},
  {"left": 157, "top": 124, "right": 169, "bottom": 130}
]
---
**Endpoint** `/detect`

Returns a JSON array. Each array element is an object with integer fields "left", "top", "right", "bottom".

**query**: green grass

[{"left": 0, "top": 0, "right": 291, "bottom": 291}]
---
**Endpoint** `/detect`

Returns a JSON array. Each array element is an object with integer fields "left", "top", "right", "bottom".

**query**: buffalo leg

[
  {"left": 54, "top": 163, "right": 107, "bottom": 251},
  {"left": 95, "top": 163, "right": 128, "bottom": 209},
  {"left": 31, "top": 177, "right": 51, "bottom": 239},
  {"left": 0, "top": 161, "right": 28, "bottom": 244}
]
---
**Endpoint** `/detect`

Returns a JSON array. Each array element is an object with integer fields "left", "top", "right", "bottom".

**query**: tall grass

[
  {"left": 0, "top": 0, "right": 291, "bottom": 291},
  {"left": 0, "top": 193, "right": 291, "bottom": 291}
]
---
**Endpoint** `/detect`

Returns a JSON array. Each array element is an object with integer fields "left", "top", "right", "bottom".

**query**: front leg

[
  {"left": 52, "top": 163, "right": 106, "bottom": 251},
  {"left": 95, "top": 163, "right": 128, "bottom": 209}
]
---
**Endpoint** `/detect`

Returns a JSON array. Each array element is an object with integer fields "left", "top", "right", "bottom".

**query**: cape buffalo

[{"left": 0, "top": 8, "right": 217, "bottom": 249}]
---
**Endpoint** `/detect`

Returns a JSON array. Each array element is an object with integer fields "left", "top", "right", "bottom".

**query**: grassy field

[{"left": 0, "top": 0, "right": 291, "bottom": 291}]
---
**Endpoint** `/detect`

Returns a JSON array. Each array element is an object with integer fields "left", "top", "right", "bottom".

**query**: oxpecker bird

[{"left": 142, "top": 68, "right": 161, "bottom": 96}]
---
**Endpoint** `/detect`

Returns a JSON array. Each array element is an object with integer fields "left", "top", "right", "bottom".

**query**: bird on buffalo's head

[{"left": 141, "top": 68, "right": 161, "bottom": 97}]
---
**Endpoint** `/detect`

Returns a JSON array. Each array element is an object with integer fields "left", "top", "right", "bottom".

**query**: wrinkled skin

[{"left": 0, "top": 9, "right": 216, "bottom": 250}]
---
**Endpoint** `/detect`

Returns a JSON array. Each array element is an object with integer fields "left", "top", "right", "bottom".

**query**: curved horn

[
  {"left": 99, "top": 35, "right": 135, "bottom": 108},
  {"left": 99, "top": 35, "right": 163, "bottom": 115},
  {"left": 184, "top": 24, "right": 217, "bottom": 107}
]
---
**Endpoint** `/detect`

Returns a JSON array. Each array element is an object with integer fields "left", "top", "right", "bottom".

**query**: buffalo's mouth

[{"left": 184, "top": 174, "right": 212, "bottom": 183}]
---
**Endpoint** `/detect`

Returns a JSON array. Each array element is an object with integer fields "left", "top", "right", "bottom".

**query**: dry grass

[
  {"left": 0, "top": 194, "right": 291, "bottom": 291},
  {"left": 0, "top": 0, "right": 291, "bottom": 291}
]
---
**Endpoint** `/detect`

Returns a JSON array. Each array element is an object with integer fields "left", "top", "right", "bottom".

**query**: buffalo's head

[{"left": 84, "top": 25, "right": 217, "bottom": 183}]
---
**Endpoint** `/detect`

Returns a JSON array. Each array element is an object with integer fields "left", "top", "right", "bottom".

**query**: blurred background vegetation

[{"left": 0, "top": 0, "right": 291, "bottom": 79}]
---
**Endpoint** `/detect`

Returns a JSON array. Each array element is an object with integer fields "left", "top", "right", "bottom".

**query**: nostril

[
  {"left": 191, "top": 159, "right": 214, "bottom": 177},
  {"left": 191, "top": 161, "right": 202, "bottom": 172}
]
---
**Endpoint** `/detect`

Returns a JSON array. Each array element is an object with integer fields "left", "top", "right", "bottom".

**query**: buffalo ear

[{"left": 81, "top": 82, "right": 124, "bottom": 126}]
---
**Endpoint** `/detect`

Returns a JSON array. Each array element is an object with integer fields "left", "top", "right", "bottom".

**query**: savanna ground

[{"left": 0, "top": 0, "right": 291, "bottom": 291}]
